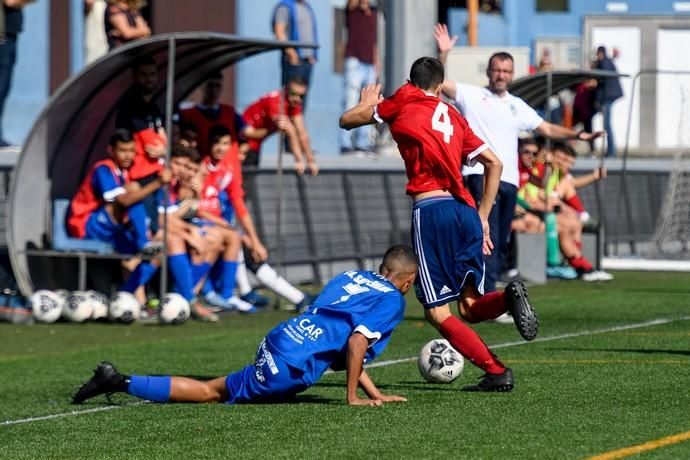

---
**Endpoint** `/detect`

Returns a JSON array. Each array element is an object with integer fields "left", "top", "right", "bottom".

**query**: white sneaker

[
  {"left": 492, "top": 312, "right": 515, "bottom": 324},
  {"left": 581, "top": 270, "right": 614, "bottom": 282},
  {"left": 226, "top": 296, "right": 257, "bottom": 313}
]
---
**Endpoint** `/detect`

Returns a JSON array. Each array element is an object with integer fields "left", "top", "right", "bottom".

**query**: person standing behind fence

[
  {"left": 593, "top": 46, "right": 623, "bottom": 158},
  {"left": 105, "top": 0, "right": 150, "bottom": 51},
  {"left": 340, "top": 0, "right": 378, "bottom": 155},
  {"left": 0, "top": 0, "right": 34, "bottom": 149},
  {"left": 272, "top": 0, "right": 318, "bottom": 108}
]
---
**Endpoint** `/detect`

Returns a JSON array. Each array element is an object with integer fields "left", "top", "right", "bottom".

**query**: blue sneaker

[
  {"left": 241, "top": 290, "right": 270, "bottom": 308},
  {"left": 546, "top": 265, "right": 578, "bottom": 280},
  {"left": 204, "top": 291, "right": 233, "bottom": 311}
]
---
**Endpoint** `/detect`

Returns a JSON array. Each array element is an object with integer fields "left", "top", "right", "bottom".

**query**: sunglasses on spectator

[{"left": 520, "top": 149, "right": 538, "bottom": 155}]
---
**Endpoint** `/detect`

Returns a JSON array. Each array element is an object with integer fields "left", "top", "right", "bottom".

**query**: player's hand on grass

[
  {"left": 481, "top": 219, "right": 493, "bottom": 256},
  {"left": 360, "top": 83, "right": 382, "bottom": 108},
  {"left": 434, "top": 23, "right": 458, "bottom": 54},
  {"left": 348, "top": 397, "right": 383, "bottom": 407}
]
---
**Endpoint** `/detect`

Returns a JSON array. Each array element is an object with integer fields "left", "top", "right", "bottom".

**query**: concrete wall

[{"left": 4, "top": 1, "right": 49, "bottom": 145}]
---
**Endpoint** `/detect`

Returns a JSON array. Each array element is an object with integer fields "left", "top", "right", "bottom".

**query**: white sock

[
  {"left": 235, "top": 251, "right": 252, "bottom": 296},
  {"left": 255, "top": 263, "right": 304, "bottom": 304}
]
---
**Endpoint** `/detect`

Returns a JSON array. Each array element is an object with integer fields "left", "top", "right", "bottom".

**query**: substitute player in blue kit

[{"left": 73, "top": 245, "right": 418, "bottom": 407}]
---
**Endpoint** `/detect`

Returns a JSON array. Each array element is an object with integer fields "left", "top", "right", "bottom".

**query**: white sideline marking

[
  {"left": 362, "top": 315, "right": 690, "bottom": 370},
  {"left": 602, "top": 257, "right": 690, "bottom": 272},
  {"left": 0, "top": 402, "right": 146, "bottom": 426},
  {"left": 3, "top": 316, "right": 689, "bottom": 426}
]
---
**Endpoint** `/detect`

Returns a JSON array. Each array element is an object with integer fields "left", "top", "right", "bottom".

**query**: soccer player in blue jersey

[{"left": 73, "top": 245, "right": 418, "bottom": 407}]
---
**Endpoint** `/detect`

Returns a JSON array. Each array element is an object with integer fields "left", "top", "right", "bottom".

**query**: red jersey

[
  {"left": 179, "top": 104, "right": 242, "bottom": 158},
  {"left": 242, "top": 90, "right": 302, "bottom": 152},
  {"left": 130, "top": 127, "right": 165, "bottom": 180},
  {"left": 197, "top": 157, "right": 248, "bottom": 219},
  {"left": 375, "top": 83, "right": 487, "bottom": 207},
  {"left": 68, "top": 159, "right": 128, "bottom": 238},
  {"left": 179, "top": 104, "right": 245, "bottom": 194}
]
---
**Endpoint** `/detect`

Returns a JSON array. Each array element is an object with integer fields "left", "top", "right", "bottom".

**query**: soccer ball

[
  {"left": 63, "top": 291, "right": 94, "bottom": 323},
  {"left": 29, "top": 290, "right": 64, "bottom": 323},
  {"left": 159, "top": 293, "right": 190, "bottom": 324},
  {"left": 418, "top": 339, "right": 464, "bottom": 383},
  {"left": 88, "top": 291, "right": 109, "bottom": 320},
  {"left": 109, "top": 291, "right": 141, "bottom": 323}
]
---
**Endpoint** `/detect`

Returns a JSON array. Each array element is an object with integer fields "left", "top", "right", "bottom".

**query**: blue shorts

[
  {"left": 411, "top": 197, "right": 486, "bottom": 308},
  {"left": 224, "top": 339, "right": 308, "bottom": 404},
  {"left": 84, "top": 208, "right": 139, "bottom": 254}
]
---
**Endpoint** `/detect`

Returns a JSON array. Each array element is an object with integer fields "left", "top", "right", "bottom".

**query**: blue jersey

[
  {"left": 92, "top": 164, "right": 126, "bottom": 202},
  {"left": 265, "top": 270, "right": 406, "bottom": 385}
]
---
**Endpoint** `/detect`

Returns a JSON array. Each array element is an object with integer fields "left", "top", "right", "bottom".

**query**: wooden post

[{"left": 468, "top": 0, "right": 478, "bottom": 47}]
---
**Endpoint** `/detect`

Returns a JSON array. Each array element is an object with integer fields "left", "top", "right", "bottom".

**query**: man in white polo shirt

[{"left": 434, "top": 24, "right": 602, "bottom": 295}]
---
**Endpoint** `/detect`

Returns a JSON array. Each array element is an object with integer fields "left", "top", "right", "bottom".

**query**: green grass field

[{"left": 1, "top": 271, "right": 689, "bottom": 459}]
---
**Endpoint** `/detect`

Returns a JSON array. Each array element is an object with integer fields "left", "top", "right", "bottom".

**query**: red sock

[
  {"left": 468, "top": 291, "right": 506, "bottom": 323},
  {"left": 439, "top": 316, "right": 505, "bottom": 374},
  {"left": 568, "top": 255, "right": 593, "bottom": 273},
  {"left": 565, "top": 195, "right": 586, "bottom": 214}
]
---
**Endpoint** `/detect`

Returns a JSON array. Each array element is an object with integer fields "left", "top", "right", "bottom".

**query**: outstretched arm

[
  {"left": 346, "top": 332, "right": 406, "bottom": 406},
  {"left": 339, "top": 83, "right": 382, "bottom": 130},
  {"left": 536, "top": 121, "right": 604, "bottom": 142}
]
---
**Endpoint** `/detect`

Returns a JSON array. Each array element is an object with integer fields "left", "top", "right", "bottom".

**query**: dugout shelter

[{"left": 8, "top": 33, "right": 316, "bottom": 296}]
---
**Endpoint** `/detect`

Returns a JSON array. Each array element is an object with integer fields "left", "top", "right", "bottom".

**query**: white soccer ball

[
  {"left": 88, "top": 291, "right": 109, "bottom": 320},
  {"left": 418, "top": 338, "right": 464, "bottom": 383},
  {"left": 29, "top": 290, "right": 64, "bottom": 323},
  {"left": 63, "top": 291, "right": 94, "bottom": 323},
  {"left": 159, "top": 293, "right": 190, "bottom": 325},
  {"left": 109, "top": 291, "right": 141, "bottom": 323}
]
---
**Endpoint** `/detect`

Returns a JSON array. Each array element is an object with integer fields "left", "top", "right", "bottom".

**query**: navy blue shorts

[
  {"left": 411, "top": 197, "right": 486, "bottom": 308},
  {"left": 224, "top": 339, "right": 308, "bottom": 404}
]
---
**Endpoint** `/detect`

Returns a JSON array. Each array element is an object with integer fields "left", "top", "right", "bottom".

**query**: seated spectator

[
  {"left": 512, "top": 138, "right": 545, "bottom": 234},
  {"left": 67, "top": 129, "right": 169, "bottom": 293},
  {"left": 121, "top": 144, "right": 219, "bottom": 322},
  {"left": 241, "top": 76, "right": 318, "bottom": 175},
  {"left": 116, "top": 55, "right": 167, "bottom": 233},
  {"left": 105, "top": 0, "right": 150, "bottom": 50},
  {"left": 178, "top": 125, "right": 258, "bottom": 313},
  {"left": 178, "top": 72, "right": 264, "bottom": 166}
]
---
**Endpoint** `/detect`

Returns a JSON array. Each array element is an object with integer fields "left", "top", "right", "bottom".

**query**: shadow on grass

[{"left": 314, "top": 381, "right": 459, "bottom": 392}]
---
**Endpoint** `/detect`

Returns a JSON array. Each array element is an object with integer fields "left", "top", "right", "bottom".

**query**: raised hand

[{"left": 434, "top": 23, "right": 458, "bottom": 54}]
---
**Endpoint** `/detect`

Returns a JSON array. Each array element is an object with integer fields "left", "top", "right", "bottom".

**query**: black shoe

[
  {"left": 505, "top": 281, "right": 538, "bottom": 341},
  {"left": 462, "top": 368, "right": 514, "bottom": 392},
  {"left": 72, "top": 362, "right": 127, "bottom": 404}
]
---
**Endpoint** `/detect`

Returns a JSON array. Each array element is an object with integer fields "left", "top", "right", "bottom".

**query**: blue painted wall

[
  {"left": 4, "top": 1, "right": 49, "bottom": 145},
  {"left": 235, "top": 0, "right": 343, "bottom": 158},
  {"left": 448, "top": 0, "right": 690, "bottom": 62}
]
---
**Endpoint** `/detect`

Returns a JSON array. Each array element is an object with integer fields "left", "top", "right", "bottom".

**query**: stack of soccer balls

[
  {"left": 418, "top": 338, "right": 464, "bottom": 383},
  {"left": 28, "top": 290, "right": 190, "bottom": 325}
]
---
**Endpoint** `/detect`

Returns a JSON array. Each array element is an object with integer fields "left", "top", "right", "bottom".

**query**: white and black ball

[{"left": 418, "top": 338, "right": 464, "bottom": 383}]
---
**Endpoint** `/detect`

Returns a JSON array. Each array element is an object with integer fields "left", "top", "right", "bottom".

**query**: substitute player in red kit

[{"left": 340, "top": 57, "right": 539, "bottom": 391}]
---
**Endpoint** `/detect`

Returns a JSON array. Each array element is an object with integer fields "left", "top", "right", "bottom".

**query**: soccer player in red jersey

[
  {"left": 241, "top": 76, "right": 318, "bottom": 175},
  {"left": 340, "top": 57, "right": 539, "bottom": 391}
]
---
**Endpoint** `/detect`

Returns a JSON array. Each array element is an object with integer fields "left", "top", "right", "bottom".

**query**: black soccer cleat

[
  {"left": 505, "top": 280, "right": 539, "bottom": 341},
  {"left": 72, "top": 361, "right": 127, "bottom": 404},
  {"left": 462, "top": 368, "right": 514, "bottom": 392}
]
